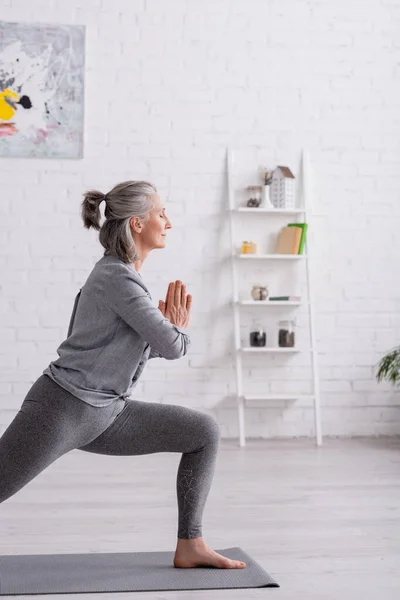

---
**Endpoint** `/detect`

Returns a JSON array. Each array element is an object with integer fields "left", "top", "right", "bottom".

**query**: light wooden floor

[{"left": 1, "top": 437, "right": 399, "bottom": 600}]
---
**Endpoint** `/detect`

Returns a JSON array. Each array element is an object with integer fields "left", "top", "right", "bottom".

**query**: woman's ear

[{"left": 130, "top": 216, "right": 142, "bottom": 233}]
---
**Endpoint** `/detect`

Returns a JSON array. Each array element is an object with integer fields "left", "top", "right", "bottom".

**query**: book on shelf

[
  {"left": 275, "top": 223, "right": 308, "bottom": 254},
  {"left": 287, "top": 223, "right": 308, "bottom": 254},
  {"left": 269, "top": 296, "right": 301, "bottom": 301},
  {"left": 276, "top": 226, "right": 301, "bottom": 254}
]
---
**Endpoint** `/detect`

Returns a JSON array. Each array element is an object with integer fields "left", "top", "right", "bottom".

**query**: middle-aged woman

[{"left": 0, "top": 180, "right": 246, "bottom": 570}]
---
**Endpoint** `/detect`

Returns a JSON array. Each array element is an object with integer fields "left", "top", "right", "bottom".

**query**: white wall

[{"left": 1, "top": 0, "right": 400, "bottom": 440}]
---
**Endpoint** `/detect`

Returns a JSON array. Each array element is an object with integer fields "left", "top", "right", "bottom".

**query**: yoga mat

[{"left": 0, "top": 546, "right": 279, "bottom": 594}]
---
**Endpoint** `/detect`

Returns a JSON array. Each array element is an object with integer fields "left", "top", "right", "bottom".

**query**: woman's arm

[
  {"left": 148, "top": 322, "right": 188, "bottom": 359},
  {"left": 98, "top": 266, "right": 191, "bottom": 360}
]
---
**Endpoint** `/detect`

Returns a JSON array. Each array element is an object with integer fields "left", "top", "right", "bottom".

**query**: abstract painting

[{"left": 0, "top": 21, "right": 85, "bottom": 158}]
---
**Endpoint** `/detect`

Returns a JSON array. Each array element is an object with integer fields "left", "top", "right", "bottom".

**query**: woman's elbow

[{"left": 165, "top": 339, "right": 191, "bottom": 360}]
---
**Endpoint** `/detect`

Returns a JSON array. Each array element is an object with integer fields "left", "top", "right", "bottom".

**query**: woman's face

[{"left": 131, "top": 192, "right": 172, "bottom": 250}]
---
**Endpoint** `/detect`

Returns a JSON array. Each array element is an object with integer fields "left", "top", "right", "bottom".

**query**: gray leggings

[{"left": 0, "top": 374, "right": 221, "bottom": 539}]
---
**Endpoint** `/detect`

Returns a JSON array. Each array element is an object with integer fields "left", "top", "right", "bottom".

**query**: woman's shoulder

[{"left": 88, "top": 254, "right": 151, "bottom": 298}]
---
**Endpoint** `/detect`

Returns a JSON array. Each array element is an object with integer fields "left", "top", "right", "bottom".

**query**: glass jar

[
  {"left": 249, "top": 319, "right": 266, "bottom": 347},
  {"left": 278, "top": 319, "right": 296, "bottom": 347},
  {"left": 246, "top": 186, "right": 262, "bottom": 208},
  {"left": 241, "top": 241, "right": 257, "bottom": 254},
  {"left": 241, "top": 241, "right": 251, "bottom": 254}
]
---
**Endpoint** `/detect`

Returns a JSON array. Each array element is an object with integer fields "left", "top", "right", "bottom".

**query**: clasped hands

[{"left": 158, "top": 280, "right": 192, "bottom": 329}]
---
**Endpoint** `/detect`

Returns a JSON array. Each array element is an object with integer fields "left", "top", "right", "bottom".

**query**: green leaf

[{"left": 375, "top": 346, "right": 400, "bottom": 387}]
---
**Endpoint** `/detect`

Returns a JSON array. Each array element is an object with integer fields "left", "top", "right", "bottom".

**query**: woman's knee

[{"left": 198, "top": 413, "right": 221, "bottom": 445}]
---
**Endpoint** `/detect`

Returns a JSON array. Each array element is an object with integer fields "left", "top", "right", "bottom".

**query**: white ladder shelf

[{"left": 227, "top": 147, "right": 322, "bottom": 447}]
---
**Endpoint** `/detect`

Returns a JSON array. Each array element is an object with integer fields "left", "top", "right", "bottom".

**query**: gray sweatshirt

[{"left": 43, "top": 253, "right": 191, "bottom": 406}]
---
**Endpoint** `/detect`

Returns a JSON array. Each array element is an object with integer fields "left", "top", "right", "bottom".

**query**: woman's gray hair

[{"left": 81, "top": 180, "right": 157, "bottom": 264}]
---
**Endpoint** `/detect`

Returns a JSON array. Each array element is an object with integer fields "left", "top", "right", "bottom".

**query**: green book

[
  {"left": 287, "top": 223, "right": 308, "bottom": 254},
  {"left": 269, "top": 296, "right": 300, "bottom": 301}
]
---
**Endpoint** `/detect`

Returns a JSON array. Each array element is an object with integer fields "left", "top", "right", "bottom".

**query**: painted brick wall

[{"left": 1, "top": 0, "right": 400, "bottom": 440}]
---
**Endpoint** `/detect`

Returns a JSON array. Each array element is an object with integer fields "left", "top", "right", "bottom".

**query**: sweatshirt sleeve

[
  {"left": 149, "top": 323, "right": 188, "bottom": 359},
  {"left": 99, "top": 266, "right": 191, "bottom": 360}
]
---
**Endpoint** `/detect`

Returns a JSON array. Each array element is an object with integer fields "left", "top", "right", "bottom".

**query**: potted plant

[{"left": 376, "top": 346, "right": 400, "bottom": 387}]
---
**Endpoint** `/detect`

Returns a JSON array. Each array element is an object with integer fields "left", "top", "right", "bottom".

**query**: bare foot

[{"left": 174, "top": 539, "right": 246, "bottom": 569}]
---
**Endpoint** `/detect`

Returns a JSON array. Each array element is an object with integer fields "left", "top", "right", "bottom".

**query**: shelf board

[
  {"left": 238, "top": 300, "right": 302, "bottom": 306},
  {"left": 243, "top": 394, "right": 314, "bottom": 402},
  {"left": 234, "top": 207, "right": 306, "bottom": 214},
  {"left": 240, "top": 347, "right": 300, "bottom": 353},
  {"left": 238, "top": 254, "right": 306, "bottom": 260}
]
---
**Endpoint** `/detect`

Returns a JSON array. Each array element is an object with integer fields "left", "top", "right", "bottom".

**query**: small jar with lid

[
  {"left": 241, "top": 241, "right": 257, "bottom": 254},
  {"left": 250, "top": 319, "right": 266, "bottom": 347},
  {"left": 278, "top": 319, "right": 296, "bottom": 347},
  {"left": 246, "top": 186, "right": 262, "bottom": 208}
]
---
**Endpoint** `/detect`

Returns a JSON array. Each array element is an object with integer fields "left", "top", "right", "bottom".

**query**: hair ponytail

[{"left": 81, "top": 190, "right": 105, "bottom": 231}]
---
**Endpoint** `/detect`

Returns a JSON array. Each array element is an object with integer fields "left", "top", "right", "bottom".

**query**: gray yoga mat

[{"left": 0, "top": 546, "right": 279, "bottom": 594}]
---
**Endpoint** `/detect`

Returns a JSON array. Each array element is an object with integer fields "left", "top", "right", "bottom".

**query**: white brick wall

[{"left": 1, "top": 0, "right": 400, "bottom": 440}]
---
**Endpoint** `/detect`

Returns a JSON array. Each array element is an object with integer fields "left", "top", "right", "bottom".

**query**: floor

[{"left": 1, "top": 437, "right": 399, "bottom": 599}]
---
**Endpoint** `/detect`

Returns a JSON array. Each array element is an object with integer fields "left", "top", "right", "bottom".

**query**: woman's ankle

[{"left": 176, "top": 536, "right": 205, "bottom": 547}]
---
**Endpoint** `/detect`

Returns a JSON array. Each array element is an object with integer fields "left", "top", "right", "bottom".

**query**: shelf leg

[
  {"left": 301, "top": 148, "right": 323, "bottom": 447},
  {"left": 237, "top": 395, "right": 246, "bottom": 447}
]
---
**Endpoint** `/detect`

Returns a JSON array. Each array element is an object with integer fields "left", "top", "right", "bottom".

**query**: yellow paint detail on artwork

[{"left": 0, "top": 89, "right": 20, "bottom": 121}]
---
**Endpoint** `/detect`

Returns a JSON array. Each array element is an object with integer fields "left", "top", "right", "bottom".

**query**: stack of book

[
  {"left": 269, "top": 296, "right": 300, "bottom": 301},
  {"left": 276, "top": 223, "right": 308, "bottom": 254}
]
